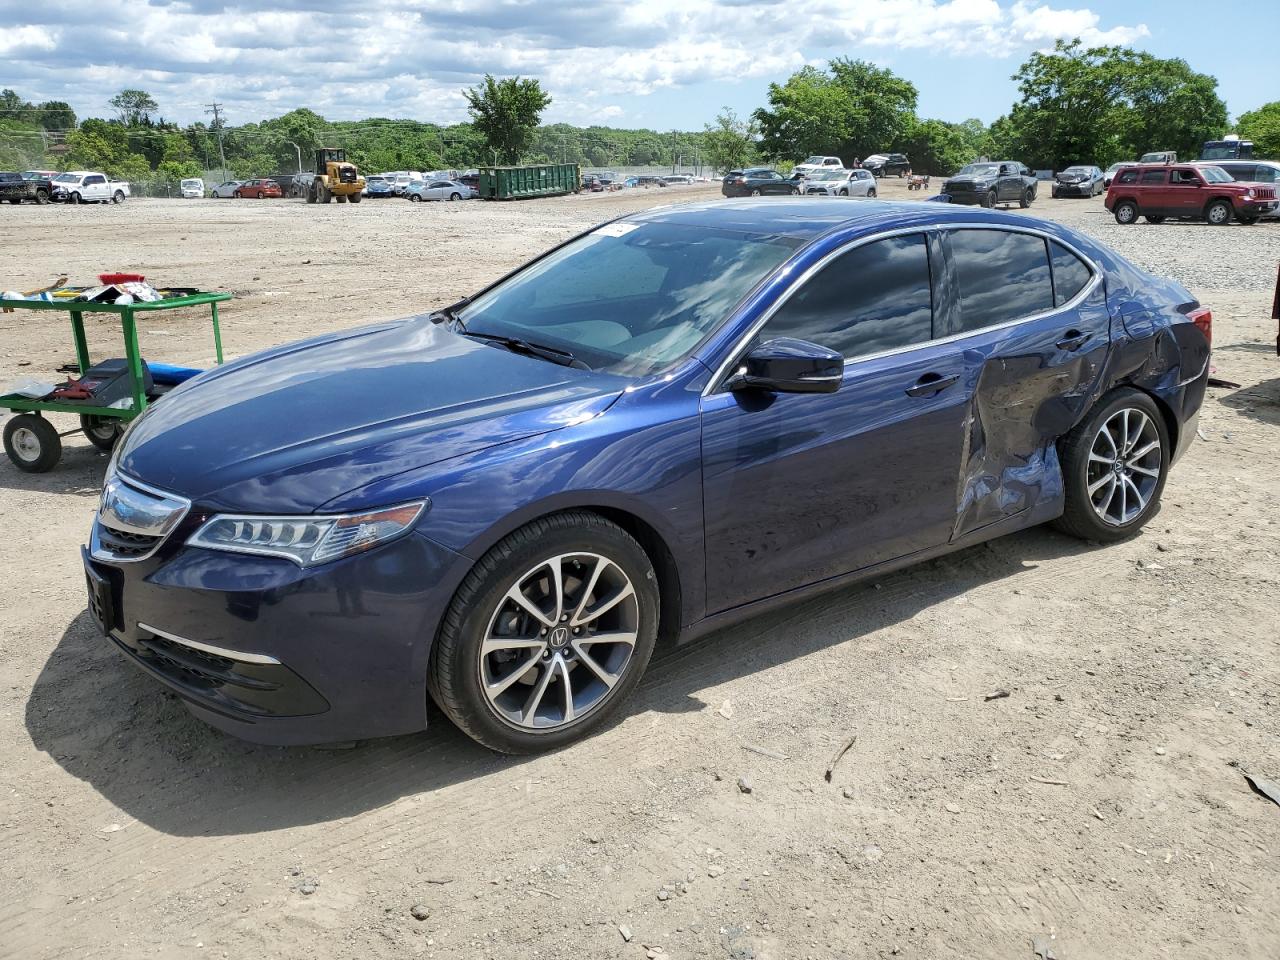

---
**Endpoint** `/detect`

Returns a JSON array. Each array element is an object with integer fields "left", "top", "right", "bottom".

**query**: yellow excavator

[{"left": 306, "top": 147, "right": 365, "bottom": 204}]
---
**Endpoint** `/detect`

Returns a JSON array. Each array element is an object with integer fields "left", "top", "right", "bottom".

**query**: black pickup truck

[{"left": 0, "top": 171, "right": 53, "bottom": 205}]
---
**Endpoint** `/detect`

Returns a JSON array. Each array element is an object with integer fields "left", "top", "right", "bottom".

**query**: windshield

[
  {"left": 456, "top": 221, "right": 800, "bottom": 377},
  {"left": 54, "top": 173, "right": 79, "bottom": 183},
  {"left": 1200, "top": 145, "right": 1237, "bottom": 160},
  {"left": 1063, "top": 167, "right": 1089, "bottom": 174},
  {"left": 1199, "top": 165, "right": 1232, "bottom": 183},
  {"left": 802, "top": 157, "right": 826, "bottom": 165},
  {"left": 813, "top": 170, "right": 844, "bottom": 181},
  {"left": 958, "top": 163, "right": 999, "bottom": 176},
  {"left": 181, "top": 179, "right": 201, "bottom": 187}
]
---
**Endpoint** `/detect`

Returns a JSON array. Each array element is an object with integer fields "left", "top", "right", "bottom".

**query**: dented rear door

[{"left": 938, "top": 227, "right": 1111, "bottom": 540}]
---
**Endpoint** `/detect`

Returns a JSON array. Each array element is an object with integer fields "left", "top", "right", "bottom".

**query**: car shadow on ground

[
  {"left": 1219, "top": 375, "right": 1280, "bottom": 427},
  {"left": 26, "top": 525, "right": 1098, "bottom": 837}
]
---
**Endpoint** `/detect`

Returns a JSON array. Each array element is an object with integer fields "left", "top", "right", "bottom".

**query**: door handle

[
  {"left": 905, "top": 372, "right": 960, "bottom": 398},
  {"left": 1055, "top": 330, "right": 1092, "bottom": 351}
]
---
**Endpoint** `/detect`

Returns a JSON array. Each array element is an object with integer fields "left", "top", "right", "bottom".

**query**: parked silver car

[
  {"left": 1052, "top": 165, "right": 1105, "bottom": 198},
  {"left": 405, "top": 179, "right": 470, "bottom": 202},
  {"left": 1196, "top": 159, "right": 1280, "bottom": 219},
  {"left": 210, "top": 180, "right": 243, "bottom": 199},
  {"left": 804, "top": 168, "right": 877, "bottom": 197}
]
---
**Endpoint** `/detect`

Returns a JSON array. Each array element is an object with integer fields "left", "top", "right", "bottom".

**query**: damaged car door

[
  {"left": 700, "top": 231, "right": 968, "bottom": 612},
  {"left": 939, "top": 227, "right": 1111, "bottom": 538}
]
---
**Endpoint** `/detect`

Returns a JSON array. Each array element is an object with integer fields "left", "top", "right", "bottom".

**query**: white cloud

[{"left": 4, "top": 0, "right": 1148, "bottom": 125}]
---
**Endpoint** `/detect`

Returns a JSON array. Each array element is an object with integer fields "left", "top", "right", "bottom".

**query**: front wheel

[
  {"left": 1052, "top": 389, "right": 1169, "bottom": 542},
  {"left": 867, "top": 188, "right": 876, "bottom": 198},
  {"left": 838, "top": 189, "right": 848, "bottom": 197},
  {"left": 1113, "top": 200, "right": 1138, "bottom": 224},
  {"left": 70, "top": 192, "right": 82, "bottom": 204},
  {"left": 750, "top": 188, "right": 761, "bottom": 197},
  {"left": 1205, "top": 200, "right": 1232, "bottom": 225},
  {"left": 449, "top": 192, "right": 461, "bottom": 201},
  {"left": 429, "top": 511, "right": 660, "bottom": 754},
  {"left": 1238, "top": 216, "right": 1258, "bottom": 225},
  {"left": 233, "top": 191, "right": 242, "bottom": 199},
  {"left": 982, "top": 189, "right": 997, "bottom": 208},
  {"left": 4, "top": 414, "right": 61, "bottom": 473},
  {"left": 409, "top": 193, "right": 421, "bottom": 202}
]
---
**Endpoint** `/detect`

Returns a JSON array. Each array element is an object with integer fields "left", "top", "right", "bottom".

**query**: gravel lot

[{"left": 1, "top": 181, "right": 1278, "bottom": 960}]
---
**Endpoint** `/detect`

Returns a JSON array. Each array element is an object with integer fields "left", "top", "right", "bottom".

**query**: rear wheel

[
  {"left": 233, "top": 191, "right": 242, "bottom": 199},
  {"left": 1113, "top": 200, "right": 1138, "bottom": 224},
  {"left": 429, "top": 511, "right": 660, "bottom": 754},
  {"left": 80, "top": 415, "right": 121, "bottom": 451},
  {"left": 35, "top": 189, "right": 49, "bottom": 204},
  {"left": 1052, "top": 389, "right": 1168, "bottom": 542},
  {"left": 1205, "top": 199, "right": 1232, "bottom": 225},
  {"left": 750, "top": 188, "right": 761, "bottom": 197},
  {"left": 349, "top": 193, "right": 362, "bottom": 204},
  {"left": 449, "top": 192, "right": 461, "bottom": 201},
  {"left": 4, "top": 414, "right": 61, "bottom": 473},
  {"left": 112, "top": 191, "right": 124, "bottom": 204},
  {"left": 867, "top": 188, "right": 876, "bottom": 198},
  {"left": 1019, "top": 189, "right": 1033, "bottom": 208}
]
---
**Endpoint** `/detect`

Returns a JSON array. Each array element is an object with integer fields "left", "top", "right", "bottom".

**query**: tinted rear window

[
  {"left": 758, "top": 234, "right": 933, "bottom": 358},
  {"left": 948, "top": 230, "right": 1053, "bottom": 333},
  {"left": 1140, "top": 170, "right": 1166, "bottom": 184},
  {"left": 1049, "top": 241, "right": 1092, "bottom": 306}
]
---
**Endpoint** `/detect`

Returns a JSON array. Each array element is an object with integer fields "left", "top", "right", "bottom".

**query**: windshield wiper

[
  {"left": 458, "top": 330, "right": 591, "bottom": 370},
  {"left": 430, "top": 298, "right": 469, "bottom": 327}
]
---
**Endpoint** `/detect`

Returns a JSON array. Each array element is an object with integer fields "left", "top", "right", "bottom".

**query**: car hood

[{"left": 118, "top": 316, "right": 627, "bottom": 513}]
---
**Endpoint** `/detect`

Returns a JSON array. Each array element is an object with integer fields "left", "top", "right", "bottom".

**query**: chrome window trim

[
  {"left": 703, "top": 221, "right": 1101, "bottom": 397},
  {"left": 137, "top": 622, "right": 282, "bottom": 666}
]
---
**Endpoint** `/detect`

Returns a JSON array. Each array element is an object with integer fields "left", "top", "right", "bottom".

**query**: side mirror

[{"left": 730, "top": 337, "right": 843, "bottom": 394}]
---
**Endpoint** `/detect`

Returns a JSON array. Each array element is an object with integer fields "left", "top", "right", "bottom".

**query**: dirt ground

[{"left": 1, "top": 180, "right": 1278, "bottom": 960}]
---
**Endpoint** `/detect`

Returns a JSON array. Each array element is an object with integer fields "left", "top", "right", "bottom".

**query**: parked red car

[
  {"left": 1104, "top": 163, "right": 1277, "bottom": 225},
  {"left": 234, "top": 179, "right": 283, "bottom": 199}
]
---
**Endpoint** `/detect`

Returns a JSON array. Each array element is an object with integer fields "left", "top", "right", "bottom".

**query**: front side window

[
  {"left": 1199, "top": 166, "right": 1233, "bottom": 183},
  {"left": 756, "top": 234, "right": 933, "bottom": 359},
  {"left": 948, "top": 229, "right": 1053, "bottom": 334},
  {"left": 1169, "top": 169, "right": 1201, "bottom": 185},
  {"left": 458, "top": 222, "right": 799, "bottom": 377}
]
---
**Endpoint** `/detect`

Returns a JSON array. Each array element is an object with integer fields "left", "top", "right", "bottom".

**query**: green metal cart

[{"left": 0, "top": 291, "right": 230, "bottom": 472}]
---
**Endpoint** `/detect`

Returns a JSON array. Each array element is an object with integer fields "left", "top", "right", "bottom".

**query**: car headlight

[
  {"left": 1243, "top": 189, "right": 1254, "bottom": 198},
  {"left": 187, "top": 501, "right": 428, "bottom": 566}
]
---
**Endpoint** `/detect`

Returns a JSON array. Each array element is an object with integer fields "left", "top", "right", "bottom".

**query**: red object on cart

[{"left": 98, "top": 272, "right": 145, "bottom": 285}]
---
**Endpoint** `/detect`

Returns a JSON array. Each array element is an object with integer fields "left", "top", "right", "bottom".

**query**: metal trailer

[
  {"left": 0, "top": 291, "right": 230, "bottom": 472},
  {"left": 478, "top": 163, "right": 581, "bottom": 200}
]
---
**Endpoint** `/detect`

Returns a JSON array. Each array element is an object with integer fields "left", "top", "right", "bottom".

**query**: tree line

[{"left": 2, "top": 41, "right": 1276, "bottom": 184}]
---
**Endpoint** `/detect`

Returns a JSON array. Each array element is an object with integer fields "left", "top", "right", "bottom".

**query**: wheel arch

[{"left": 459, "top": 502, "right": 685, "bottom": 644}]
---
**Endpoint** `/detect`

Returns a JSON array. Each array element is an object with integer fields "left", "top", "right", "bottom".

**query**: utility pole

[{"left": 205, "top": 101, "right": 227, "bottom": 181}]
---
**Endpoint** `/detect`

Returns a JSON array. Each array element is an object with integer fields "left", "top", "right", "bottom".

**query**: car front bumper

[
  {"left": 83, "top": 517, "right": 472, "bottom": 745},
  {"left": 940, "top": 187, "right": 990, "bottom": 205},
  {"left": 1242, "top": 200, "right": 1278, "bottom": 217},
  {"left": 1053, "top": 182, "right": 1095, "bottom": 196}
]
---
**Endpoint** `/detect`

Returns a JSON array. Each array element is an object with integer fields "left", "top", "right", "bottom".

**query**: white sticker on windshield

[{"left": 594, "top": 222, "right": 640, "bottom": 238}]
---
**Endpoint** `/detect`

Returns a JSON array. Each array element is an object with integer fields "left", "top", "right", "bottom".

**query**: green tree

[
  {"left": 999, "top": 39, "right": 1227, "bottom": 169},
  {"left": 753, "top": 59, "right": 917, "bottom": 164},
  {"left": 1236, "top": 101, "right": 1280, "bottom": 158},
  {"left": 900, "top": 118, "right": 976, "bottom": 175},
  {"left": 703, "top": 107, "right": 757, "bottom": 173},
  {"left": 463, "top": 75, "right": 552, "bottom": 164},
  {"left": 38, "top": 101, "right": 76, "bottom": 130},
  {"left": 110, "top": 89, "right": 159, "bottom": 127}
]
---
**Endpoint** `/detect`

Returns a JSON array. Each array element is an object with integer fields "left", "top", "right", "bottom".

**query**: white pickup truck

[
  {"left": 792, "top": 155, "right": 845, "bottom": 176},
  {"left": 50, "top": 171, "right": 131, "bottom": 204}
]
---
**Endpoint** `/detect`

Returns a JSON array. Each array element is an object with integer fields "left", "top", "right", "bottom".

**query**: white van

[{"left": 180, "top": 178, "right": 205, "bottom": 199}]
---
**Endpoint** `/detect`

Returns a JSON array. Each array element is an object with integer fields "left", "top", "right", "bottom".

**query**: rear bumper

[{"left": 83, "top": 525, "right": 472, "bottom": 745}]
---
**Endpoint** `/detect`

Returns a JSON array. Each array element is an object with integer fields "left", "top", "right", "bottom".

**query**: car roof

[{"left": 625, "top": 197, "right": 1065, "bottom": 241}]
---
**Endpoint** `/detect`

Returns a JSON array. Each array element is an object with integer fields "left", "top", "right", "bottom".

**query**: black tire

[
  {"left": 449, "top": 192, "right": 461, "bottom": 201},
  {"left": 1204, "top": 199, "right": 1232, "bottom": 226},
  {"left": 1145, "top": 215, "right": 1166, "bottom": 224},
  {"left": 750, "top": 188, "right": 761, "bottom": 197},
  {"left": 897, "top": 170, "right": 905, "bottom": 178},
  {"left": 80, "top": 415, "right": 121, "bottom": 451},
  {"left": 409, "top": 193, "right": 421, "bottom": 202},
  {"left": 1019, "top": 189, "right": 1033, "bottom": 208},
  {"left": 233, "top": 191, "right": 242, "bottom": 199},
  {"left": 1052, "top": 388, "right": 1170, "bottom": 543},
  {"left": 4, "top": 414, "right": 62, "bottom": 473},
  {"left": 349, "top": 193, "right": 362, "bottom": 204},
  {"left": 1051, "top": 187, "right": 1059, "bottom": 199},
  {"left": 429, "top": 511, "right": 660, "bottom": 754},
  {"left": 867, "top": 188, "right": 876, "bottom": 198},
  {"left": 838, "top": 189, "right": 848, "bottom": 197},
  {"left": 36, "top": 189, "right": 49, "bottom": 204},
  {"left": 1113, "top": 200, "right": 1138, "bottom": 225},
  {"left": 70, "top": 192, "right": 82, "bottom": 205},
  {"left": 982, "top": 189, "right": 997, "bottom": 208},
  {"left": 112, "top": 191, "right": 125, "bottom": 204},
  {"left": 1238, "top": 215, "right": 1257, "bottom": 225},
  {"left": 790, "top": 187, "right": 799, "bottom": 195},
  {"left": 7, "top": 198, "right": 19, "bottom": 205}
]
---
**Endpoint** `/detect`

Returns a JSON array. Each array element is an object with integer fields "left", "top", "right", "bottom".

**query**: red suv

[
  {"left": 234, "top": 178, "right": 283, "bottom": 199},
  {"left": 1105, "top": 163, "right": 1277, "bottom": 225}
]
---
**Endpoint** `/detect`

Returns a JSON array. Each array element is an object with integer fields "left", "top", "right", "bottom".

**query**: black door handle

[
  {"left": 905, "top": 372, "right": 960, "bottom": 398},
  {"left": 1056, "top": 330, "right": 1092, "bottom": 351}
]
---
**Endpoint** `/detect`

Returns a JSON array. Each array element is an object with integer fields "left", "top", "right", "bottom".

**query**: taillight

[{"left": 1188, "top": 306, "right": 1212, "bottom": 347}]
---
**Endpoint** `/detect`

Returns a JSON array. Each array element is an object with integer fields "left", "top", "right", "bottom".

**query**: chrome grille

[{"left": 92, "top": 473, "right": 191, "bottom": 563}]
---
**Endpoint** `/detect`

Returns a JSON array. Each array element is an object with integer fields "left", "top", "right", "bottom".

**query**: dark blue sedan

[{"left": 85, "top": 199, "right": 1211, "bottom": 751}]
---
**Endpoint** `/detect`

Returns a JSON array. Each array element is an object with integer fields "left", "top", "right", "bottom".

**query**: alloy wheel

[
  {"left": 479, "top": 552, "right": 639, "bottom": 731},
  {"left": 1087, "top": 408, "right": 1162, "bottom": 526}
]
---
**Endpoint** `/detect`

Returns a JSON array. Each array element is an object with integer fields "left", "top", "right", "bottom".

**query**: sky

[{"left": 0, "top": 0, "right": 1272, "bottom": 132}]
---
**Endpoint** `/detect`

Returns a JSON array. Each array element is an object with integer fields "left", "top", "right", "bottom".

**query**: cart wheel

[
  {"left": 80, "top": 415, "right": 121, "bottom": 452},
  {"left": 4, "top": 414, "right": 62, "bottom": 473}
]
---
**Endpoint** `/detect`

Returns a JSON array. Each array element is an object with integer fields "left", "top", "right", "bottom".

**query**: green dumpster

[{"left": 478, "top": 164, "right": 581, "bottom": 200}]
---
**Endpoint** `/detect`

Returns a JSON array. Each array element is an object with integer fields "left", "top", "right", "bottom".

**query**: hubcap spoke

[
  {"left": 1090, "top": 407, "right": 1162, "bottom": 527},
  {"left": 1088, "top": 473, "right": 1114, "bottom": 495},
  {"left": 481, "top": 550, "right": 640, "bottom": 732}
]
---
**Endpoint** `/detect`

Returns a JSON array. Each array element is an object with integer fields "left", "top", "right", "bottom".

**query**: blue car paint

[{"left": 87, "top": 199, "right": 1209, "bottom": 744}]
